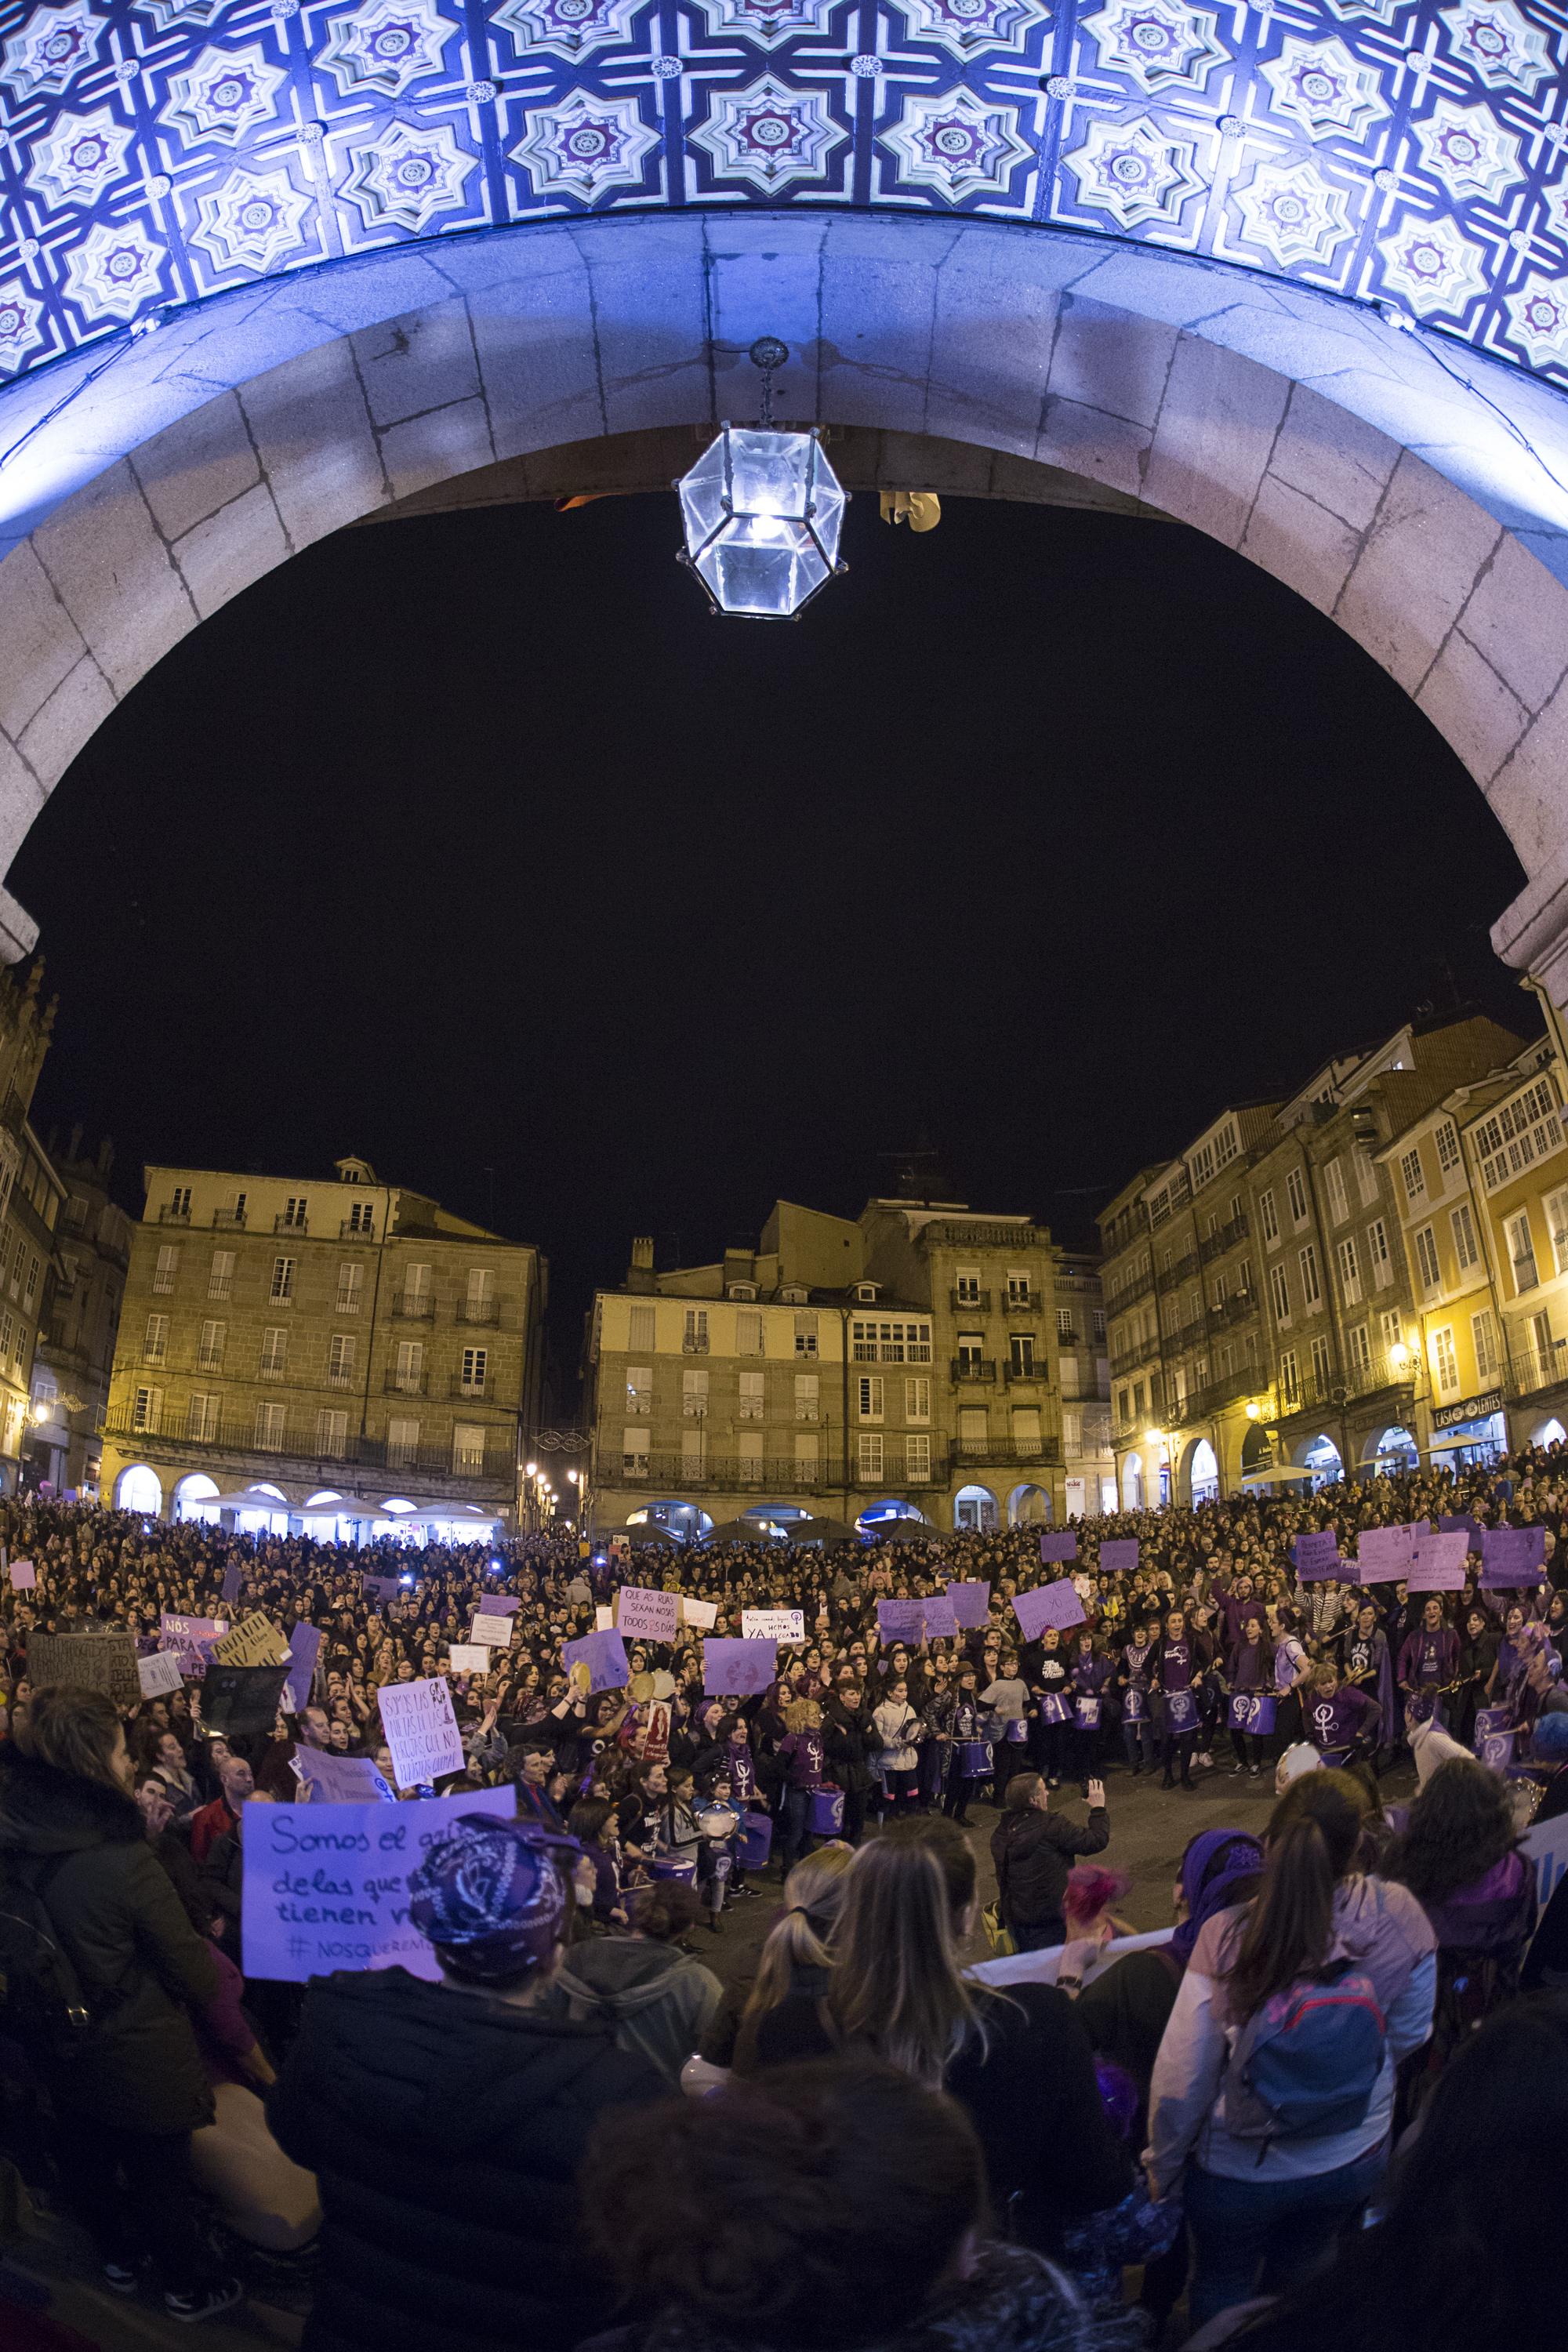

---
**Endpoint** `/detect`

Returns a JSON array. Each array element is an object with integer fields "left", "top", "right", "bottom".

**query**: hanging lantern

[{"left": 675, "top": 338, "right": 848, "bottom": 620}]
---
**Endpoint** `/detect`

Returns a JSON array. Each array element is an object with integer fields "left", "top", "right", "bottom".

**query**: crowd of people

[{"left": 0, "top": 1436, "right": 1566, "bottom": 2349}]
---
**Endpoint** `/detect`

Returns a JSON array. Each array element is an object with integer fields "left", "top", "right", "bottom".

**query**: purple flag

[
  {"left": 877, "top": 1598, "right": 927, "bottom": 1646},
  {"left": 1098, "top": 1540, "right": 1139, "bottom": 1575},
  {"left": 703, "top": 1637, "right": 778, "bottom": 1697},
  {"left": 946, "top": 1581, "right": 992, "bottom": 1629},
  {"left": 1013, "top": 1581, "right": 1086, "bottom": 1641},
  {"left": 477, "top": 1593, "right": 520, "bottom": 1615},
  {"left": 1481, "top": 1525, "right": 1547, "bottom": 1587},
  {"left": 221, "top": 1561, "right": 242, "bottom": 1605},
  {"left": 285, "top": 1621, "right": 321, "bottom": 1715},
  {"left": 1409, "top": 1533, "right": 1469, "bottom": 1592},
  {"left": 1292, "top": 1529, "right": 1341, "bottom": 1580},
  {"left": 1039, "top": 1531, "right": 1078, "bottom": 1563},
  {"left": 563, "top": 1627, "right": 630, "bottom": 1694},
  {"left": 920, "top": 1595, "right": 960, "bottom": 1639}
]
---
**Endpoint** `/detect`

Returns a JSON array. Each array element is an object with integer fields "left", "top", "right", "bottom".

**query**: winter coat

[
  {"left": 1418, "top": 1849, "right": 1537, "bottom": 1960},
  {"left": 990, "top": 1802, "right": 1110, "bottom": 1936},
  {"left": 0, "top": 1748, "right": 217, "bottom": 2133},
  {"left": 267, "top": 1965, "right": 662, "bottom": 2352},
  {"left": 553, "top": 1936, "right": 723, "bottom": 2087}
]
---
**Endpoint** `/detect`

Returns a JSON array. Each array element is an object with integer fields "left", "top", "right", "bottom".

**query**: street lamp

[{"left": 675, "top": 338, "right": 848, "bottom": 620}]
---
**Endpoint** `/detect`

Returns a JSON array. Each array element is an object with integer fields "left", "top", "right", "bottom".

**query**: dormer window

[
  {"left": 781, "top": 1285, "right": 808, "bottom": 1305},
  {"left": 728, "top": 1282, "right": 757, "bottom": 1301},
  {"left": 855, "top": 1282, "right": 878, "bottom": 1303}
]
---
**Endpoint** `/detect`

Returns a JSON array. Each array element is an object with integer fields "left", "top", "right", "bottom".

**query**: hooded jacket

[
  {"left": 554, "top": 1935, "right": 722, "bottom": 2087},
  {"left": 1417, "top": 1849, "right": 1537, "bottom": 1957},
  {"left": 990, "top": 1802, "right": 1109, "bottom": 1934},
  {"left": 0, "top": 1748, "right": 217, "bottom": 2133},
  {"left": 267, "top": 1965, "right": 662, "bottom": 2352}
]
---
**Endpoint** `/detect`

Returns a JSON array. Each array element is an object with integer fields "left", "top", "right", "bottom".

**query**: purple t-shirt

[
  {"left": 1160, "top": 1639, "right": 1193, "bottom": 1693},
  {"left": 1306, "top": 1686, "right": 1377, "bottom": 1755},
  {"left": 779, "top": 1730, "right": 824, "bottom": 1789},
  {"left": 1399, "top": 1628, "right": 1458, "bottom": 1689}
]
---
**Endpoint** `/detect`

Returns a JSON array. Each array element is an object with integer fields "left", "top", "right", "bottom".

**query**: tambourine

[{"left": 695, "top": 1802, "right": 740, "bottom": 1840}]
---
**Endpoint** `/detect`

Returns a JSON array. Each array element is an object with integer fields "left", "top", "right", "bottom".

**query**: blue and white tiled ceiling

[{"left": 0, "top": 0, "right": 1566, "bottom": 385}]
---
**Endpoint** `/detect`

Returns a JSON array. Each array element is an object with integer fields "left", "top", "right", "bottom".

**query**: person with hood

[
  {"left": 990, "top": 1768, "right": 1110, "bottom": 1952},
  {"left": 554, "top": 1878, "right": 722, "bottom": 2086},
  {"left": 267, "top": 1809, "right": 662, "bottom": 2352},
  {"left": 0, "top": 1683, "right": 240, "bottom": 2322}
]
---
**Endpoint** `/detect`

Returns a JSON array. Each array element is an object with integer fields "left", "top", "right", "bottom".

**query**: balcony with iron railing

[
  {"left": 391, "top": 1296, "right": 435, "bottom": 1321},
  {"left": 951, "top": 1358, "right": 996, "bottom": 1383},
  {"left": 448, "top": 1376, "right": 491, "bottom": 1402},
  {"left": 212, "top": 1207, "right": 247, "bottom": 1229},
  {"left": 951, "top": 1288, "right": 991, "bottom": 1313},
  {"left": 339, "top": 1217, "right": 376, "bottom": 1241},
  {"left": 274, "top": 1214, "right": 310, "bottom": 1236},
  {"left": 1200, "top": 1214, "right": 1250, "bottom": 1263},
  {"left": 681, "top": 1334, "right": 710, "bottom": 1354},
  {"left": 1156, "top": 1251, "right": 1200, "bottom": 1293},
  {"left": 1001, "top": 1290, "right": 1036, "bottom": 1315},
  {"left": 103, "top": 1403, "right": 516, "bottom": 1484},
  {"left": 1508, "top": 1339, "right": 1568, "bottom": 1399},
  {"left": 384, "top": 1371, "right": 430, "bottom": 1396},
  {"left": 158, "top": 1204, "right": 191, "bottom": 1225},
  {"left": 953, "top": 1436, "right": 1065, "bottom": 1468},
  {"left": 456, "top": 1301, "right": 501, "bottom": 1327},
  {"left": 1002, "top": 1357, "right": 1047, "bottom": 1385}
]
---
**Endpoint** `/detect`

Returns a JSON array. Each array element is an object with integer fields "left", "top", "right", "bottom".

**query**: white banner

[{"left": 968, "top": 1926, "right": 1175, "bottom": 1989}]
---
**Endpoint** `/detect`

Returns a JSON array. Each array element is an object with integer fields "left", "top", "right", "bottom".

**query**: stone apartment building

[
  {"left": 586, "top": 1193, "right": 1103, "bottom": 1536},
  {"left": 28, "top": 1131, "right": 131, "bottom": 1497},
  {"left": 1055, "top": 1249, "right": 1114, "bottom": 1518},
  {"left": 103, "top": 1156, "right": 545, "bottom": 1533},
  {"left": 0, "top": 964, "right": 67, "bottom": 1497}
]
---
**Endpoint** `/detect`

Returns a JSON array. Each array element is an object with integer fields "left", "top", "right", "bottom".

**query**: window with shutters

[
  {"left": 316, "top": 1410, "right": 348, "bottom": 1458},
  {"left": 1007, "top": 1271, "right": 1031, "bottom": 1304},
  {"left": 906, "top": 1432, "right": 931, "bottom": 1483},
  {"left": 154, "top": 1244, "right": 180, "bottom": 1294},
  {"left": 1258, "top": 1188, "right": 1279, "bottom": 1244},
  {"left": 209, "top": 1250, "right": 234, "bottom": 1300},
  {"left": 270, "top": 1257, "right": 295, "bottom": 1304},
  {"left": 1547, "top": 1185, "right": 1568, "bottom": 1277},
  {"left": 858, "top": 1432, "right": 884, "bottom": 1481},
  {"left": 465, "top": 1268, "right": 495, "bottom": 1322},
  {"left": 1012, "top": 1407, "right": 1043, "bottom": 1454},
  {"left": 1400, "top": 1148, "right": 1426, "bottom": 1203},
  {"left": 1056, "top": 1307, "right": 1074, "bottom": 1338},
  {"left": 954, "top": 1269, "right": 982, "bottom": 1304},
  {"left": 281, "top": 1196, "right": 308, "bottom": 1229},
  {"left": 1347, "top": 1323, "right": 1372, "bottom": 1375},
  {"left": 24, "top": 1253, "right": 37, "bottom": 1311},
  {"left": 346, "top": 1200, "right": 375, "bottom": 1235},
  {"left": 1435, "top": 1121, "right": 1461, "bottom": 1176},
  {"left": 255, "top": 1401, "right": 286, "bottom": 1451},
  {"left": 336, "top": 1262, "right": 363, "bottom": 1316},
  {"left": 394, "top": 1340, "right": 424, "bottom": 1392},
  {"left": 1278, "top": 1349, "right": 1299, "bottom": 1409},
  {"left": 1380, "top": 1308, "right": 1405, "bottom": 1356},
  {"left": 1430, "top": 1325, "right": 1460, "bottom": 1396},
  {"left": 626, "top": 1366, "right": 652, "bottom": 1416},
  {"left": 1298, "top": 1243, "right": 1322, "bottom": 1307},
  {"left": 1336, "top": 1237, "right": 1361, "bottom": 1305},
  {"left": 1323, "top": 1159, "right": 1348, "bottom": 1225},
  {"left": 259, "top": 1327, "right": 288, "bottom": 1379},
  {"left": 1270, "top": 1263, "right": 1291, "bottom": 1324},
  {"left": 1367, "top": 1218, "right": 1392, "bottom": 1287},
  {"left": 167, "top": 1185, "right": 192, "bottom": 1220},
  {"left": 684, "top": 1308, "right": 708, "bottom": 1354},
  {"left": 1507, "top": 1210, "right": 1538, "bottom": 1293},
  {"left": 681, "top": 1426, "right": 705, "bottom": 1475},
  {"left": 629, "top": 1304, "right": 656, "bottom": 1354},
  {"left": 1354, "top": 1149, "right": 1379, "bottom": 1207},
  {"left": 738, "top": 1431, "right": 764, "bottom": 1482},
  {"left": 958, "top": 1406, "right": 989, "bottom": 1456},
  {"left": 1311, "top": 1334, "right": 1332, "bottom": 1390},
  {"left": 328, "top": 1333, "right": 357, "bottom": 1387},
  {"left": 794, "top": 1431, "right": 818, "bottom": 1476},
  {"left": 905, "top": 1377, "right": 931, "bottom": 1424},
  {"left": 793, "top": 1312, "right": 818, "bottom": 1358},
  {"left": 460, "top": 1347, "right": 488, "bottom": 1396},
  {"left": 683, "top": 1368, "right": 708, "bottom": 1418},
  {"left": 186, "top": 1392, "right": 220, "bottom": 1442},
  {"left": 387, "top": 1416, "right": 420, "bottom": 1467},
  {"left": 1451, "top": 1202, "right": 1481, "bottom": 1273},
  {"left": 956, "top": 1331, "right": 985, "bottom": 1370},
  {"left": 622, "top": 1425, "right": 649, "bottom": 1477},
  {"left": 1472, "top": 1308, "right": 1501, "bottom": 1381},
  {"left": 735, "top": 1310, "right": 764, "bottom": 1356},
  {"left": 453, "top": 1421, "right": 486, "bottom": 1472},
  {"left": 738, "top": 1370, "right": 765, "bottom": 1421},
  {"left": 1287, "top": 1169, "right": 1308, "bottom": 1226},
  {"left": 143, "top": 1312, "right": 168, "bottom": 1364},
  {"left": 1414, "top": 1225, "right": 1442, "bottom": 1292},
  {"left": 131, "top": 1384, "right": 163, "bottom": 1434},
  {"left": 401, "top": 1264, "right": 432, "bottom": 1313},
  {"left": 1009, "top": 1332, "right": 1036, "bottom": 1377},
  {"left": 198, "top": 1320, "right": 225, "bottom": 1370},
  {"left": 858, "top": 1375, "right": 884, "bottom": 1422},
  {"left": 794, "top": 1372, "right": 818, "bottom": 1421}
]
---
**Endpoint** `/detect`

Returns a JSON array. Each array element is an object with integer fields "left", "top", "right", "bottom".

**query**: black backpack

[{"left": 0, "top": 1852, "right": 96, "bottom": 2060}]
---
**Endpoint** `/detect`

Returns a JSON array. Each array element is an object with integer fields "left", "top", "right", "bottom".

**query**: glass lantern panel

[
  {"left": 677, "top": 437, "right": 731, "bottom": 555},
  {"left": 804, "top": 458, "right": 846, "bottom": 567},
  {"left": 724, "top": 429, "right": 813, "bottom": 522},
  {"left": 695, "top": 518, "right": 829, "bottom": 618}
]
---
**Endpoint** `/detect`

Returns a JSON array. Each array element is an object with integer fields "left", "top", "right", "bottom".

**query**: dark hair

[
  {"left": 568, "top": 1797, "right": 614, "bottom": 1848},
  {"left": 15, "top": 1685, "right": 125, "bottom": 1791},
  {"left": 629, "top": 1880, "right": 702, "bottom": 1942},
  {"left": 580, "top": 2060, "right": 985, "bottom": 2352},
  {"left": 879, "top": 1813, "right": 978, "bottom": 1915},
  {"left": 1223, "top": 1771, "right": 1370, "bottom": 2022},
  {"left": 1231, "top": 1997, "right": 1568, "bottom": 2352},
  {"left": 1002, "top": 1770, "right": 1044, "bottom": 1813},
  {"left": 1387, "top": 1758, "right": 1517, "bottom": 1903}
]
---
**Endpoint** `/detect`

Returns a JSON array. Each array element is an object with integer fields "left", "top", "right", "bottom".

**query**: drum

[
  {"left": 808, "top": 1786, "right": 846, "bottom": 1835},
  {"left": 1122, "top": 1687, "right": 1148, "bottom": 1723},
  {"left": 1038, "top": 1693, "right": 1070, "bottom": 1726},
  {"left": 695, "top": 1802, "right": 740, "bottom": 1842},
  {"left": 651, "top": 1854, "right": 699, "bottom": 1886},
  {"left": 1074, "top": 1697, "right": 1101, "bottom": 1730},
  {"left": 738, "top": 1810, "right": 773, "bottom": 1869},
  {"left": 1479, "top": 1728, "right": 1517, "bottom": 1771},
  {"left": 1164, "top": 1689, "right": 1199, "bottom": 1735},
  {"left": 956, "top": 1740, "right": 993, "bottom": 1778},
  {"left": 1005, "top": 1718, "right": 1028, "bottom": 1744},
  {"left": 1229, "top": 1693, "right": 1276, "bottom": 1734},
  {"left": 1474, "top": 1706, "right": 1513, "bottom": 1746}
]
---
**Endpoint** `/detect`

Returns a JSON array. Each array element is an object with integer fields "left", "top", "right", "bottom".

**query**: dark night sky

[{"left": 6, "top": 482, "right": 1533, "bottom": 1395}]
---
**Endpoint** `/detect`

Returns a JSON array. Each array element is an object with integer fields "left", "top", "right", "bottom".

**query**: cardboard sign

[
  {"left": 563, "top": 1627, "right": 630, "bottom": 1696},
  {"left": 213, "top": 1612, "right": 290, "bottom": 1668},
  {"left": 1039, "top": 1531, "right": 1078, "bottom": 1563},
  {"left": 476, "top": 1594, "right": 520, "bottom": 1616},
  {"left": 703, "top": 1637, "right": 778, "bottom": 1696},
  {"left": 466, "top": 1613, "right": 515, "bottom": 1647},
  {"left": 617, "top": 1585, "right": 681, "bottom": 1643},
  {"left": 241, "top": 1786, "right": 517, "bottom": 1982},
  {"left": 1522, "top": 1806, "right": 1568, "bottom": 1911},
  {"left": 595, "top": 1605, "right": 614, "bottom": 1630},
  {"left": 877, "top": 1598, "right": 927, "bottom": 1647},
  {"left": 1013, "top": 1581, "right": 1087, "bottom": 1641},
  {"left": 1292, "top": 1530, "right": 1341, "bottom": 1580},
  {"left": 285, "top": 1623, "right": 322, "bottom": 1715},
  {"left": 681, "top": 1595, "right": 718, "bottom": 1630},
  {"left": 1408, "top": 1532, "right": 1470, "bottom": 1592},
  {"left": 221, "top": 1562, "right": 243, "bottom": 1604},
  {"left": 946, "top": 1581, "right": 992, "bottom": 1629},
  {"left": 448, "top": 1644, "right": 492, "bottom": 1675},
  {"left": 377, "top": 1678, "right": 466, "bottom": 1790},
  {"left": 29, "top": 1632, "right": 140, "bottom": 1705},
  {"left": 136, "top": 1650, "right": 186, "bottom": 1700},
  {"left": 1098, "top": 1540, "right": 1140, "bottom": 1576},
  {"left": 1482, "top": 1526, "right": 1548, "bottom": 1586},
  {"left": 202, "top": 1663, "right": 290, "bottom": 1737},
  {"left": 9, "top": 1560, "right": 34, "bottom": 1589},
  {"left": 295, "top": 1748, "right": 396, "bottom": 1804},
  {"left": 920, "top": 1595, "right": 960, "bottom": 1640},
  {"left": 158, "top": 1613, "right": 227, "bottom": 1678},
  {"left": 741, "top": 1609, "right": 805, "bottom": 1642},
  {"left": 1356, "top": 1524, "right": 1414, "bottom": 1580}
]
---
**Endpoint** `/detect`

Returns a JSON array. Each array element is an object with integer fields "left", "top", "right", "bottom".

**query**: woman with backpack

[{"left": 1145, "top": 1771, "right": 1436, "bottom": 2329}]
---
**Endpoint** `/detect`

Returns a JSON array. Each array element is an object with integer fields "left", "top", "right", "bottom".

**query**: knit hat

[
  {"left": 408, "top": 1812, "right": 575, "bottom": 1981},
  {"left": 1532, "top": 1710, "right": 1568, "bottom": 1762},
  {"left": 1169, "top": 1828, "right": 1265, "bottom": 1966}
]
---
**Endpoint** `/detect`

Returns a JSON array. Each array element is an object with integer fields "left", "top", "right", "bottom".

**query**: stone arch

[
  {"left": 0, "top": 212, "right": 1566, "bottom": 985},
  {"left": 114, "top": 1462, "right": 162, "bottom": 1514},
  {"left": 1007, "top": 1481, "right": 1051, "bottom": 1526}
]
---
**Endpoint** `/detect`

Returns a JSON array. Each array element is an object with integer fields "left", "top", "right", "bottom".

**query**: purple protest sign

[
  {"left": 1481, "top": 1525, "right": 1548, "bottom": 1587},
  {"left": 563, "top": 1627, "right": 630, "bottom": 1695},
  {"left": 1013, "top": 1581, "right": 1087, "bottom": 1641},
  {"left": 946, "top": 1581, "right": 992, "bottom": 1629},
  {"left": 1439, "top": 1514, "right": 1483, "bottom": 1552},
  {"left": 1292, "top": 1530, "right": 1341, "bottom": 1581},
  {"left": 221, "top": 1562, "right": 242, "bottom": 1605},
  {"left": 920, "top": 1595, "right": 960, "bottom": 1639},
  {"left": 8, "top": 1560, "right": 34, "bottom": 1589},
  {"left": 1409, "top": 1532, "right": 1469, "bottom": 1592},
  {"left": 362, "top": 1575, "right": 400, "bottom": 1605},
  {"left": 1040, "top": 1531, "right": 1078, "bottom": 1563},
  {"left": 1098, "top": 1540, "right": 1139, "bottom": 1576},
  {"left": 877, "top": 1598, "right": 927, "bottom": 1647},
  {"left": 477, "top": 1594, "right": 520, "bottom": 1616},
  {"left": 285, "top": 1621, "right": 321, "bottom": 1715},
  {"left": 1356, "top": 1524, "right": 1414, "bottom": 1581},
  {"left": 703, "top": 1637, "right": 778, "bottom": 1697}
]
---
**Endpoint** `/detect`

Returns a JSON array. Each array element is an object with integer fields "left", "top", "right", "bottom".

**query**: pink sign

[
  {"left": 1013, "top": 1581, "right": 1087, "bottom": 1642},
  {"left": 8, "top": 1560, "right": 34, "bottom": 1589},
  {"left": 1408, "top": 1532, "right": 1469, "bottom": 1592}
]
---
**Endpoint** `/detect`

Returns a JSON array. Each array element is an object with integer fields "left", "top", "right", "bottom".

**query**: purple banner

[
  {"left": 1481, "top": 1525, "right": 1548, "bottom": 1587},
  {"left": 1439, "top": 1514, "right": 1483, "bottom": 1552},
  {"left": 1292, "top": 1529, "right": 1341, "bottom": 1581},
  {"left": 563, "top": 1626, "right": 630, "bottom": 1694},
  {"left": 1098, "top": 1540, "right": 1140, "bottom": 1575},
  {"left": 946, "top": 1581, "right": 992, "bottom": 1628},
  {"left": 477, "top": 1593, "right": 520, "bottom": 1615},
  {"left": 920, "top": 1595, "right": 960, "bottom": 1639},
  {"left": 1409, "top": 1533, "right": 1469, "bottom": 1592},
  {"left": 285, "top": 1621, "right": 321, "bottom": 1715},
  {"left": 1013, "top": 1581, "right": 1087, "bottom": 1641},
  {"left": 703, "top": 1637, "right": 778, "bottom": 1697},
  {"left": 877, "top": 1598, "right": 927, "bottom": 1646},
  {"left": 1039, "top": 1531, "right": 1078, "bottom": 1563},
  {"left": 1356, "top": 1524, "right": 1414, "bottom": 1580}
]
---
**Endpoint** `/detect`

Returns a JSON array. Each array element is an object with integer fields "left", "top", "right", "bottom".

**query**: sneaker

[
  {"left": 103, "top": 2263, "right": 140, "bottom": 2295},
  {"left": 1229, "top": 1762, "right": 1245, "bottom": 1776},
  {"left": 163, "top": 2280, "right": 245, "bottom": 2325},
  {"left": 1047, "top": 1776, "right": 1061, "bottom": 1789},
  {"left": 1249, "top": 1764, "right": 1262, "bottom": 1779}
]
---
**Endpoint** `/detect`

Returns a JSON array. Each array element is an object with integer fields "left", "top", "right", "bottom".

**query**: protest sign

[
  {"left": 285, "top": 1622, "right": 321, "bottom": 1715},
  {"left": 221, "top": 1561, "right": 243, "bottom": 1605},
  {"left": 476, "top": 1594, "right": 520, "bottom": 1616},
  {"left": 242, "top": 1786, "right": 516, "bottom": 1982},
  {"left": 1482, "top": 1525, "right": 1548, "bottom": 1586},
  {"left": 703, "top": 1637, "right": 778, "bottom": 1697},
  {"left": 1409, "top": 1532, "right": 1470, "bottom": 1592},
  {"left": 466, "top": 1612, "right": 515, "bottom": 1647},
  {"left": 1356, "top": 1524, "right": 1414, "bottom": 1580},
  {"left": 616, "top": 1586, "right": 682, "bottom": 1643},
  {"left": 742, "top": 1608, "right": 806, "bottom": 1642},
  {"left": 201, "top": 1663, "right": 290, "bottom": 1738},
  {"left": 295, "top": 1748, "right": 396, "bottom": 1803},
  {"left": 920, "top": 1595, "right": 960, "bottom": 1640},
  {"left": 563, "top": 1628, "right": 630, "bottom": 1697},
  {"left": 1013, "top": 1581, "right": 1086, "bottom": 1641},
  {"left": 1039, "top": 1532, "right": 1078, "bottom": 1563},
  {"left": 946, "top": 1581, "right": 991, "bottom": 1629},
  {"left": 448, "top": 1644, "right": 492, "bottom": 1675},
  {"left": 378, "top": 1677, "right": 466, "bottom": 1789},
  {"left": 1098, "top": 1540, "right": 1139, "bottom": 1576},
  {"left": 362, "top": 1575, "right": 400, "bottom": 1605},
  {"left": 877, "top": 1598, "right": 927, "bottom": 1646},
  {"left": 1522, "top": 1807, "right": 1568, "bottom": 1911},
  {"left": 9, "top": 1560, "right": 34, "bottom": 1589},
  {"left": 158, "top": 1613, "right": 227, "bottom": 1677},
  {"left": 1292, "top": 1530, "right": 1342, "bottom": 1580},
  {"left": 212, "top": 1611, "right": 290, "bottom": 1668},
  {"left": 136, "top": 1650, "right": 186, "bottom": 1700},
  {"left": 681, "top": 1596, "right": 718, "bottom": 1630},
  {"left": 596, "top": 1606, "right": 614, "bottom": 1630},
  {"left": 1439, "top": 1514, "right": 1483, "bottom": 1552},
  {"left": 29, "top": 1632, "right": 139, "bottom": 1705}
]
